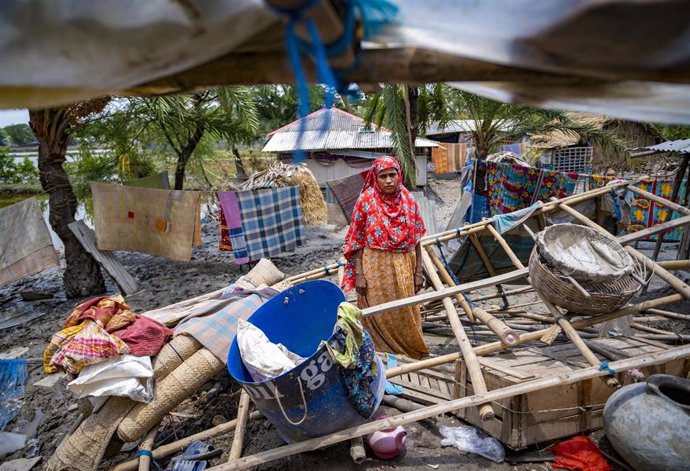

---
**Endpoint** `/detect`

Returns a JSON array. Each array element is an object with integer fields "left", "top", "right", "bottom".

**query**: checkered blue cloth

[{"left": 236, "top": 187, "right": 304, "bottom": 263}]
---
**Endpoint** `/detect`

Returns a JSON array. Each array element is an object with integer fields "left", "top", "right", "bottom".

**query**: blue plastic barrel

[{"left": 227, "top": 280, "right": 384, "bottom": 443}]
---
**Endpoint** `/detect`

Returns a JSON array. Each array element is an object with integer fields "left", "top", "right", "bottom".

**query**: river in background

[{"left": 0, "top": 193, "right": 91, "bottom": 249}]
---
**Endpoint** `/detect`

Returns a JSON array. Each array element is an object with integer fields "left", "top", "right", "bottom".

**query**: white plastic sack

[
  {"left": 67, "top": 355, "right": 153, "bottom": 403},
  {"left": 439, "top": 425, "right": 505, "bottom": 463},
  {"left": 237, "top": 319, "right": 304, "bottom": 382}
]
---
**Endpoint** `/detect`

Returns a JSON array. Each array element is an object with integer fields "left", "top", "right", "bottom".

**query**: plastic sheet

[
  {"left": 439, "top": 425, "right": 505, "bottom": 463},
  {"left": 0, "top": 359, "right": 28, "bottom": 431}
]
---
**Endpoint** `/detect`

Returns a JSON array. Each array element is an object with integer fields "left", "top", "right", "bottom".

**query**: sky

[{"left": 0, "top": 109, "right": 29, "bottom": 127}]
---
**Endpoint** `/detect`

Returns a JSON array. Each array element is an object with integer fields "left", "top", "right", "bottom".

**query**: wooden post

[
  {"left": 420, "top": 249, "right": 495, "bottom": 421},
  {"left": 468, "top": 233, "right": 511, "bottom": 307},
  {"left": 228, "top": 391, "right": 252, "bottom": 462},
  {"left": 349, "top": 437, "right": 366, "bottom": 464},
  {"left": 201, "top": 345, "right": 690, "bottom": 471},
  {"left": 650, "top": 154, "right": 690, "bottom": 261}
]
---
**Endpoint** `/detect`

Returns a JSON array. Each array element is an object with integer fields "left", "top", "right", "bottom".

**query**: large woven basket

[{"left": 529, "top": 247, "right": 641, "bottom": 316}]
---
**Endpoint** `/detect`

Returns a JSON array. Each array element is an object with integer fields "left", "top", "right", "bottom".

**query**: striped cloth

[
  {"left": 174, "top": 284, "right": 277, "bottom": 362},
  {"left": 91, "top": 182, "right": 201, "bottom": 261},
  {"left": 0, "top": 197, "right": 59, "bottom": 287}
]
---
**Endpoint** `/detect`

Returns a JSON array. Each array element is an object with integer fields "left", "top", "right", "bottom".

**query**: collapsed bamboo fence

[{"left": 87, "top": 181, "right": 690, "bottom": 470}]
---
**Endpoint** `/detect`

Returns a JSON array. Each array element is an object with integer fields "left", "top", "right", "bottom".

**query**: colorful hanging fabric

[
  {"left": 219, "top": 206, "right": 233, "bottom": 251},
  {"left": 625, "top": 177, "right": 687, "bottom": 241},
  {"left": 217, "top": 191, "right": 249, "bottom": 264},
  {"left": 486, "top": 161, "right": 578, "bottom": 215}
]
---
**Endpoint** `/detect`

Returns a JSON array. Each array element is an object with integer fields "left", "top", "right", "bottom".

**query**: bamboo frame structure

[{"left": 82, "top": 182, "right": 690, "bottom": 470}]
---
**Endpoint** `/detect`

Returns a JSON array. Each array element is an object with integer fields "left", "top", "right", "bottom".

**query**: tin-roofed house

[{"left": 262, "top": 108, "right": 438, "bottom": 187}]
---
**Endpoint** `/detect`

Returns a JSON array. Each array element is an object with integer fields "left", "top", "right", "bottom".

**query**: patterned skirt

[{"left": 359, "top": 247, "right": 429, "bottom": 359}]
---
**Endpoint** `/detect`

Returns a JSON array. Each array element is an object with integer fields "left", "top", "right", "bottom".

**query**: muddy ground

[{"left": 1, "top": 176, "right": 688, "bottom": 471}]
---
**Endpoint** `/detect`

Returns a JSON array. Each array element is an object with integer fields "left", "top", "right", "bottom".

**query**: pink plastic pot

[{"left": 367, "top": 416, "right": 407, "bottom": 459}]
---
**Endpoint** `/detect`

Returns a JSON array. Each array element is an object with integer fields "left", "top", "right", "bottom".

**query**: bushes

[{"left": 0, "top": 147, "right": 39, "bottom": 184}]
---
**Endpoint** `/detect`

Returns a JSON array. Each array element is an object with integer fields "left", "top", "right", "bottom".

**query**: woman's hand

[
  {"left": 355, "top": 273, "right": 368, "bottom": 296},
  {"left": 414, "top": 271, "right": 425, "bottom": 293}
]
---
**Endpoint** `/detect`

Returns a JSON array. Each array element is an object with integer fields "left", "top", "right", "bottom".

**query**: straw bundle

[
  {"left": 241, "top": 162, "right": 327, "bottom": 225},
  {"left": 117, "top": 348, "right": 224, "bottom": 443}
]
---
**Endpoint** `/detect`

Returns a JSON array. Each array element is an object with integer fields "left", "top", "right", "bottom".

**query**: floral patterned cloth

[
  {"left": 486, "top": 162, "right": 579, "bottom": 215},
  {"left": 625, "top": 178, "right": 687, "bottom": 241},
  {"left": 341, "top": 156, "right": 426, "bottom": 293}
]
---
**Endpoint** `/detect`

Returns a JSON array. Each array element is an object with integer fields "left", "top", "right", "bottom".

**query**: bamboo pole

[
  {"left": 485, "top": 222, "right": 617, "bottom": 386},
  {"left": 420, "top": 249, "right": 495, "bottom": 421},
  {"left": 468, "top": 233, "right": 511, "bottom": 307},
  {"left": 112, "top": 411, "right": 263, "bottom": 471},
  {"left": 385, "top": 294, "right": 684, "bottom": 378},
  {"left": 349, "top": 437, "right": 366, "bottom": 464},
  {"left": 228, "top": 391, "right": 252, "bottom": 462},
  {"left": 470, "top": 286, "right": 534, "bottom": 303},
  {"left": 656, "top": 259, "right": 690, "bottom": 270},
  {"left": 203, "top": 344, "right": 690, "bottom": 471},
  {"left": 645, "top": 307, "right": 690, "bottom": 321},
  {"left": 137, "top": 427, "right": 158, "bottom": 471},
  {"left": 421, "top": 181, "right": 631, "bottom": 245},
  {"left": 425, "top": 246, "right": 475, "bottom": 323}
]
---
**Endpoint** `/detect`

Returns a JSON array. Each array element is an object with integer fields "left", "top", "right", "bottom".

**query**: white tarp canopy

[{"left": 3, "top": 0, "right": 690, "bottom": 123}]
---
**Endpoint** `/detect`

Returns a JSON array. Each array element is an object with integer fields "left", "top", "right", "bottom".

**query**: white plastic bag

[
  {"left": 439, "top": 425, "right": 505, "bottom": 463},
  {"left": 237, "top": 319, "right": 304, "bottom": 382},
  {"left": 67, "top": 354, "right": 154, "bottom": 403}
]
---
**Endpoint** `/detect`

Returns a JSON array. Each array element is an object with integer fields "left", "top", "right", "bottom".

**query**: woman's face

[{"left": 376, "top": 167, "right": 399, "bottom": 194}]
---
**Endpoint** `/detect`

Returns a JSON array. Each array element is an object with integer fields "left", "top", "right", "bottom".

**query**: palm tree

[
  {"left": 363, "top": 84, "right": 451, "bottom": 186},
  {"left": 135, "top": 87, "right": 260, "bottom": 189},
  {"left": 447, "top": 88, "right": 627, "bottom": 158}
]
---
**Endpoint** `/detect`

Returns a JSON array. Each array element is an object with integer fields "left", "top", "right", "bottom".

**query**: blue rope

[
  {"left": 135, "top": 450, "right": 161, "bottom": 471},
  {"left": 599, "top": 360, "right": 616, "bottom": 377}
]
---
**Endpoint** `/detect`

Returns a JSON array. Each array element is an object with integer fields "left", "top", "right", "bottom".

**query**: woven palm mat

[{"left": 46, "top": 396, "right": 135, "bottom": 471}]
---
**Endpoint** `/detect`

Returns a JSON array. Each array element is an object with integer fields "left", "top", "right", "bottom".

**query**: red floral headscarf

[{"left": 341, "top": 156, "right": 426, "bottom": 292}]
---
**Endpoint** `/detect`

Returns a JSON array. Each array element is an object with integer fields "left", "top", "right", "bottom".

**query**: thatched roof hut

[{"left": 531, "top": 113, "right": 664, "bottom": 172}]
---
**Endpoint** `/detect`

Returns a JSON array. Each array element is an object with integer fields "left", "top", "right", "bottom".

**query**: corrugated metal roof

[
  {"left": 645, "top": 138, "right": 690, "bottom": 154},
  {"left": 263, "top": 108, "right": 438, "bottom": 152}
]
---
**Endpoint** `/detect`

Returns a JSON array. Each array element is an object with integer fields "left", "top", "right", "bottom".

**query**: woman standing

[{"left": 341, "top": 156, "right": 429, "bottom": 359}]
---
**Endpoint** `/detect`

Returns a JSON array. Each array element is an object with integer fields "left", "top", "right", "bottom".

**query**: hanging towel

[
  {"left": 0, "top": 197, "right": 59, "bottom": 287},
  {"left": 235, "top": 186, "right": 304, "bottom": 263},
  {"left": 91, "top": 182, "right": 201, "bottom": 261},
  {"left": 217, "top": 191, "right": 249, "bottom": 263}
]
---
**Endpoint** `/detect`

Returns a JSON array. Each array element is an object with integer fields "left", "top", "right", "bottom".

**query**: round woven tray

[{"left": 529, "top": 247, "right": 641, "bottom": 316}]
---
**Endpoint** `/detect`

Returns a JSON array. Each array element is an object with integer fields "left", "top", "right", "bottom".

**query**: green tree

[
  {"left": 364, "top": 84, "right": 450, "bottom": 186},
  {"left": 29, "top": 99, "right": 110, "bottom": 298},
  {"left": 657, "top": 124, "right": 690, "bottom": 141},
  {"left": 446, "top": 89, "right": 626, "bottom": 158},
  {"left": 3, "top": 123, "right": 35, "bottom": 146},
  {"left": 134, "top": 87, "right": 260, "bottom": 189}
]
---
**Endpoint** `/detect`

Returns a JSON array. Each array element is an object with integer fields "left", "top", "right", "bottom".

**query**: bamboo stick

[
  {"left": 421, "top": 181, "right": 631, "bottom": 245},
  {"left": 203, "top": 344, "right": 690, "bottom": 471},
  {"left": 468, "top": 233, "right": 511, "bottom": 307},
  {"left": 360, "top": 268, "right": 529, "bottom": 319},
  {"left": 349, "top": 437, "right": 366, "bottom": 464},
  {"left": 656, "top": 260, "right": 690, "bottom": 270},
  {"left": 426, "top": 246, "right": 475, "bottom": 323},
  {"left": 645, "top": 307, "right": 690, "bottom": 321},
  {"left": 385, "top": 294, "right": 684, "bottom": 378},
  {"left": 137, "top": 427, "right": 158, "bottom": 471},
  {"left": 470, "top": 286, "right": 534, "bottom": 303},
  {"left": 420, "top": 249, "right": 495, "bottom": 421},
  {"left": 486, "top": 222, "right": 616, "bottom": 386},
  {"left": 112, "top": 411, "right": 263, "bottom": 471},
  {"left": 228, "top": 391, "right": 252, "bottom": 462}
]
